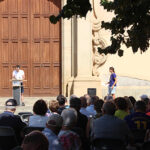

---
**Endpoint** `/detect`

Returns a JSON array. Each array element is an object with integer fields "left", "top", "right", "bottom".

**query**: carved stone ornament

[{"left": 91, "top": 0, "right": 107, "bottom": 77}]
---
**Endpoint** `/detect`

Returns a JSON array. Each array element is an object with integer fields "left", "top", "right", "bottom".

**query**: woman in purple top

[{"left": 108, "top": 67, "right": 117, "bottom": 99}]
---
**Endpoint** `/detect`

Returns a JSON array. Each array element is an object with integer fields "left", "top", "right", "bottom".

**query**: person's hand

[{"left": 112, "top": 85, "right": 114, "bottom": 89}]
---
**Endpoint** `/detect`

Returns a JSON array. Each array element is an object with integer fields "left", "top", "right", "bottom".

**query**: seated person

[
  {"left": 125, "top": 101, "right": 150, "bottom": 130},
  {"left": 48, "top": 100, "right": 59, "bottom": 116},
  {"left": 94, "top": 99, "right": 104, "bottom": 119},
  {"left": 125, "top": 101, "right": 150, "bottom": 142},
  {"left": 0, "top": 99, "right": 26, "bottom": 143},
  {"left": 86, "top": 96, "right": 96, "bottom": 117},
  {"left": 58, "top": 108, "right": 81, "bottom": 150},
  {"left": 115, "top": 97, "right": 129, "bottom": 120},
  {"left": 21, "top": 131, "right": 49, "bottom": 150},
  {"left": 80, "top": 96, "right": 91, "bottom": 118},
  {"left": 91, "top": 101, "right": 132, "bottom": 144},
  {"left": 42, "top": 114, "right": 63, "bottom": 150},
  {"left": 29, "top": 99, "right": 48, "bottom": 127},
  {"left": 57, "top": 94, "right": 67, "bottom": 114}
]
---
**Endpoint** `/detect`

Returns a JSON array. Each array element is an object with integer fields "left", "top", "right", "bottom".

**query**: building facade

[{"left": 0, "top": 0, "right": 150, "bottom": 98}]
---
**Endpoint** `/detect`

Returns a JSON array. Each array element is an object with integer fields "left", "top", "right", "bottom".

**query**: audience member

[
  {"left": 58, "top": 108, "right": 81, "bottom": 150},
  {"left": 57, "top": 94, "right": 67, "bottom": 114},
  {"left": 124, "top": 96, "right": 134, "bottom": 113},
  {"left": 70, "top": 97, "right": 88, "bottom": 137},
  {"left": 43, "top": 114, "right": 63, "bottom": 150},
  {"left": 124, "top": 101, "right": 150, "bottom": 130},
  {"left": 21, "top": 131, "right": 49, "bottom": 150},
  {"left": 49, "top": 100, "right": 59, "bottom": 115},
  {"left": 84, "top": 94, "right": 91, "bottom": 102},
  {"left": 140, "top": 94, "right": 148, "bottom": 101},
  {"left": 129, "top": 96, "right": 136, "bottom": 107},
  {"left": 80, "top": 96, "right": 91, "bottom": 118},
  {"left": 29, "top": 99, "right": 48, "bottom": 127},
  {"left": 86, "top": 96, "right": 96, "bottom": 116},
  {"left": 94, "top": 99, "right": 104, "bottom": 118},
  {"left": 115, "top": 97, "right": 129, "bottom": 120},
  {"left": 0, "top": 99, "right": 26, "bottom": 143},
  {"left": 104, "top": 95, "right": 113, "bottom": 102},
  {"left": 146, "top": 100, "right": 150, "bottom": 116},
  {"left": 70, "top": 97, "right": 91, "bottom": 150},
  {"left": 91, "top": 101, "right": 131, "bottom": 143}
]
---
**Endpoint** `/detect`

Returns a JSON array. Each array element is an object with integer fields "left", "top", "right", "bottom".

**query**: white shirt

[
  {"left": 12, "top": 70, "right": 24, "bottom": 80},
  {"left": 12, "top": 70, "right": 24, "bottom": 86}
]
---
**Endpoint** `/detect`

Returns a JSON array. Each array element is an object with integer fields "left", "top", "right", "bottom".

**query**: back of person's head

[
  {"left": 115, "top": 97, "right": 128, "bottom": 111},
  {"left": 94, "top": 99, "right": 104, "bottom": 113},
  {"left": 102, "top": 101, "right": 116, "bottom": 115},
  {"left": 142, "top": 98, "right": 149, "bottom": 106},
  {"left": 70, "top": 97, "right": 81, "bottom": 111},
  {"left": 47, "top": 114, "right": 63, "bottom": 134},
  {"left": 70, "top": 94, "right": 78, "bottom": 100},
  {"left": 134, "top": 101, "right": 146, "bottom": 113},
  {"left": 88, "top": 96, "right": 97, "bottom": 105},
  {"left": 22, "top": 131, "right": 48, "bottom": 150},
  {"left": 84, "top": 94, "right": 91, "bottom": 104},
  {"left": 140, "top": 94, "right": 148, "bottom": 101},
  {"left": 56, "top": 94, "right": 66, "bottom": 106},
  {"left": 104, "top": 95, "right": 113, "bottom": 101},
  {"left": 61, "top": 108, "right": 77, "bottom": 128},
  {"left": 129, "top": 96, "right": 136, "bottom": 106},
  {"left": 33, "top": 99, "right": 48, "bottom": 116},
  {"left": 124, "top": 96, "right": 133, "bottom": 110},
  {"left": 5, "top": 99, "right": 17, "bottom": 112},
  {"left": 80, "top": 96, "right": 87, "bottom": 108},
  {"left": 49, "top": 100, "right": 59, "bottom": 112}
]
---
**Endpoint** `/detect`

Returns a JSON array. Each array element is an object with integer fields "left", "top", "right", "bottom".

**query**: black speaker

[{"left": 87, "top": 88, "right": 96, "bottom": 96}]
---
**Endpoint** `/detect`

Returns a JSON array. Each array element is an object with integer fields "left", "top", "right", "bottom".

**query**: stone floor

[{"left": 0, "top": 97, "right": 56, "bottom": 114}]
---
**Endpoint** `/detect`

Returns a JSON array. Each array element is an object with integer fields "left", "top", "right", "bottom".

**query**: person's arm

[{"left": 112, "top": 77, "right": 117, "bottom": 88}]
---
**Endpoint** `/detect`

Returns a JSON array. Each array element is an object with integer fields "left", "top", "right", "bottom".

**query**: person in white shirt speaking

[{"left": 12, "top": 65, "right": 25, "bottom": 106}]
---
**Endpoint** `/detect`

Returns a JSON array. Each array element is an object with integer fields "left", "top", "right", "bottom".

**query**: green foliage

[
  {"left": 50, "top": 0, "right": 92, "bottom": 24},
  {"left": 100, "top": 0, "right": 150, "bottom": 55},
  {"left": 49, "top": 0, "right": 150, "bottom": 56}
]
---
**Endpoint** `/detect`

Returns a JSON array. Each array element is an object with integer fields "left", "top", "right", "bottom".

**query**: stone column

[{"left": 70, "top": 17, "right": 102, "bottom": 97}]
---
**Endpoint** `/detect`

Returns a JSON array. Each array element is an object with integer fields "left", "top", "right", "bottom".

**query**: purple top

[{"left": 109, "top": 73, "right": 116, "bottom": 87}]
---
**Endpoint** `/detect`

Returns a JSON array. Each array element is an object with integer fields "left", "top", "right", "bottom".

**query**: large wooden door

[{"left": 0, "top": 0, "right": 61, "bottom": 96}]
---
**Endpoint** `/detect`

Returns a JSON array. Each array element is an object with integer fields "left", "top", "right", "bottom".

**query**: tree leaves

[
  {"left": 49, "top": 0, "right": 150, "bottom": 56},
  {"left": 49, "top": 0, "right": 92, "bottom": 24}
]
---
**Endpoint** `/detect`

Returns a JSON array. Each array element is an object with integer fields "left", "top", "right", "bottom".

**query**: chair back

[
  {"left": 92, "top": 138, "right": 125, "bottom": 150},
  {"left": 23, "top": 126, "right": 44, "bottom": 135},
  {"left": 0, "top": 126, "right": 18, "bottom": 150},
  {"left": 18, "top": 112, "right": 33, "bottom": 116},
  {"left": 132, "top": 129, "right": 146, "bottom": 143},
  {"left": 21, "top": 114, "right": 33, "bottom": 124}
]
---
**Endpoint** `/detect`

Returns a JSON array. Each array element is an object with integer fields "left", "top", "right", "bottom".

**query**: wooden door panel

[
  {"left": 0, "top": 0, "right": 61, "bottom": 96},
  {"left": 2, "top": 17, "right": 9, "bottom": 40},
  {"left": 42, "top": 65, "right": 51, "bottom": 89},
  {"left": 32, "top": 65, "right": 41, "bottom": 89},
  {"left": 1, "top": 65, "right": 9, "bottom": 89}
]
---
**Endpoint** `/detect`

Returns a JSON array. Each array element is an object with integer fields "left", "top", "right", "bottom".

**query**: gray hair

[{"left": 61, "top": 108, "right": 77, "bottom": 127}]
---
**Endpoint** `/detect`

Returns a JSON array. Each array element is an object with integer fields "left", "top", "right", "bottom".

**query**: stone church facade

[{"left": 0, "top": 0, "right": 150, "bottom": 98}]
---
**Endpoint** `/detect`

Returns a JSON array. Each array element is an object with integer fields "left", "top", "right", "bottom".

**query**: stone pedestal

[
  {"left": 72, "top": 77, "right": 102, "bottom": 97},
  {"left": 68, "top": 17, "right": 102, "bottom": 97}
]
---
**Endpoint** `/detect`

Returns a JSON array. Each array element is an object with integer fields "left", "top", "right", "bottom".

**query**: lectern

[{"left": 11, "top": 79, "right": 22, "bottom": 105}]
